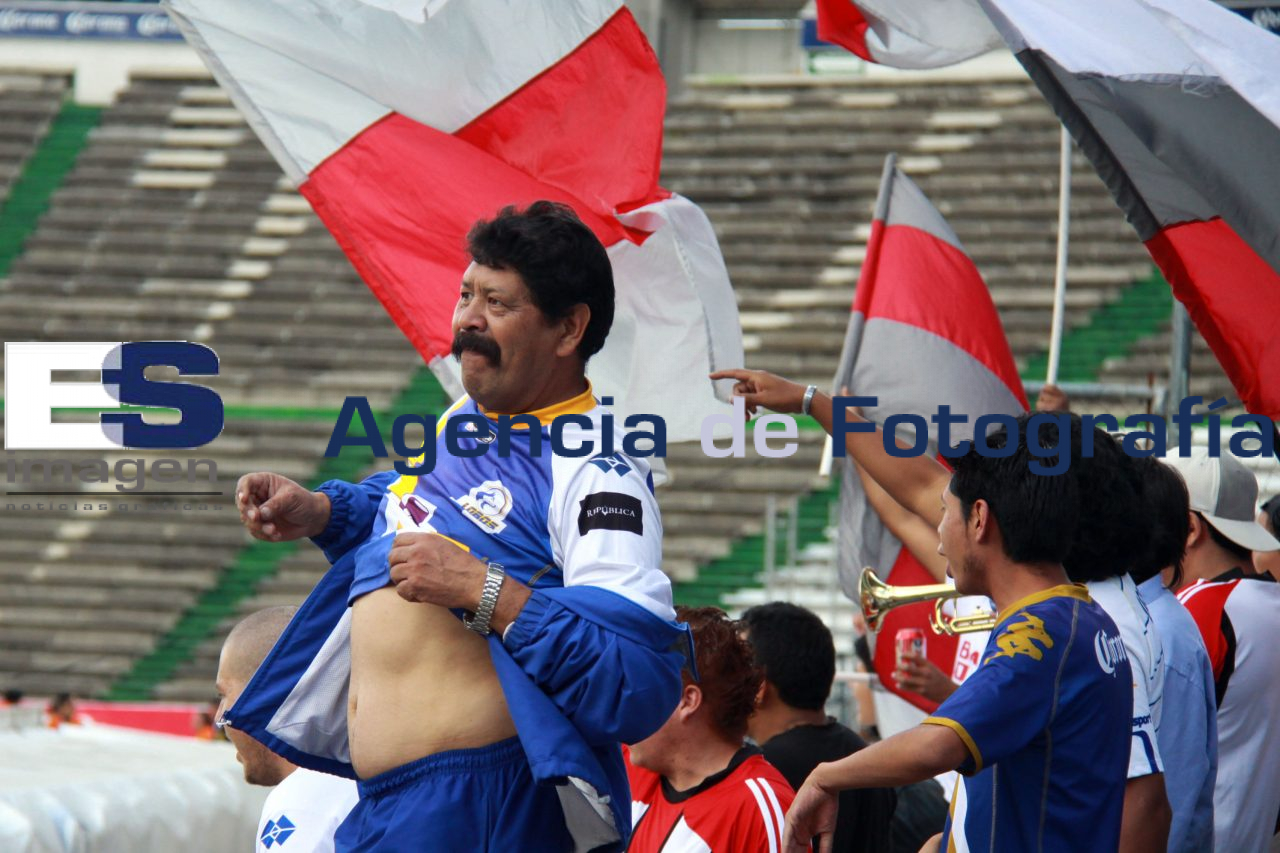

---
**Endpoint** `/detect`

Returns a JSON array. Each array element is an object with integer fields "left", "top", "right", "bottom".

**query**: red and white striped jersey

[
  {"left": 626, "top": 747, "right": 796, "bottom": 853},
  {"left": 1177, "top": 572, "right": 1280, "bottom": 852}
]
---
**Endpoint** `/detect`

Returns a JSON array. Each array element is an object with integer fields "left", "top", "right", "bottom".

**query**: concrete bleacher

[
  {"left": 0, "top": 70, "right": 1256, "bottom": 702},
  {"left": 0, "top": 74, "right": 67, "bottom": 205}
]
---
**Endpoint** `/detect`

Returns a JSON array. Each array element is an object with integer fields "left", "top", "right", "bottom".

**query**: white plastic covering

[{"left": 0, "top": 723, "right": 268, "bottom": 853}]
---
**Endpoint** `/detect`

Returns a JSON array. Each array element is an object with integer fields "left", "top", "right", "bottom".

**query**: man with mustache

[{"left": 230, "top": 201, "right": 687, "bottom": 852}]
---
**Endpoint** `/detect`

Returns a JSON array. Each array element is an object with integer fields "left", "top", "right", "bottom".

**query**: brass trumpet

[{"left": 858, "top": 567, "right": 996, "bottom": 636}]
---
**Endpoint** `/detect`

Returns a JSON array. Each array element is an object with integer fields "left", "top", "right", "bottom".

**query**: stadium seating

[{"left": 0, "top": 70, "right": 1257, "bottom": 703}]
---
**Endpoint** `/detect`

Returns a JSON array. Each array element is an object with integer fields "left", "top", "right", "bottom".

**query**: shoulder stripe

[
  {"left": 756, "top": 777, "right": 787, "bottom": 846},
  {"left": 744, "top": 777, "right": 779, "bottom": 853}
]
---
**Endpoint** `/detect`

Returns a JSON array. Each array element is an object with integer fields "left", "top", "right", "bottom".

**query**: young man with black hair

[
  {"left": 712, "top": 368, "right": 1173, "bottom": 852},
  {"left": 1169, "top": 448, "right": 1280, "bottom": 852},
  {"left": 626, "top": 606, "right": 796, "bottom": 853},
  {"left": 230, "top": 202, "right": 687, "bottom": 852},
  {"left": 740, "top": 602, "right": 896, "bottom": 853},
  {"left": 772, "top": 413, "right": 1133, "bottom": 852}
]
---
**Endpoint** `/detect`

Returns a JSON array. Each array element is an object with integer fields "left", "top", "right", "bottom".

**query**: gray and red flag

[
  {"left": 834, "top": 156, "right": 1027, "bottom": 713},
  {"left": 981, "top": 0, "right": 1280, "bottom": 420},
  {"left": 163, "top": 0, "right": 743, "bottom": 440}
]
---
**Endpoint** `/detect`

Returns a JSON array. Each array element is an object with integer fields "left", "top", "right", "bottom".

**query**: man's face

[
  {"left": 451, "top": 262, "right": 571, "bottom": 413},
  {"left": 937, "top": 484, "right": 984, "bottom": 596},
  {"left": 215, "top": 647, "right": 290, "bottom": 787},
  {"left": 626, "top": 713, "right": 679, "bottom": 777}
]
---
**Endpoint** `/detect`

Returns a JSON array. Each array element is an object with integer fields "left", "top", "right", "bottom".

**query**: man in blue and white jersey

[
  {"left": 740, "top": 411, "right": 1136, "bottom": 853},
  {"left": 229, "top": 202, "right": 689, "bottom": 852}
]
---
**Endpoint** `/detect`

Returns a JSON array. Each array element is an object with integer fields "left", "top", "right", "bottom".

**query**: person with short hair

[
  {"left": 626, "top": 606, "right": 796, "bottom": 852},
  {"left": 713, "top": 370, "right": 1171, "bottom": 851},
  {"left": 740, "top": 602, "right": 896, "bottom": 853},
  {"left": 216, "top": 607, "right": 358, "bottom": 853},
  {"left": 1168, "top": 449, "right": 1280, "bottom": 853},
  {"left": 231, "top": 202, "right": 686, "bottom": 852},
  {"left": 774, "top": 414, "right": 1133, "bottom": 853},
  {"left": 1129, "top": 456, "right": 1217, "bottom": 853}
]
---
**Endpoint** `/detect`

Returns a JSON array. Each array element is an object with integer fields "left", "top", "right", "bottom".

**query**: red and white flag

[
  {"left": 816, "top": 0, "right": 1001, "bottom": 68},
  {"left": 163, "top": 0, "right": 742, "bottom": 439},
  {"left": 835, "top": 156, "right": 1027, "bottom": 713},
  {"left": 977, "top": 0, "right": 1280, "bottom": 420}
]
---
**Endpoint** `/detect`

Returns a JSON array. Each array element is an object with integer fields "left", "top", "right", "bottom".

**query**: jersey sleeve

[
  {"left": 1125, "top": 647, "right": 1163, "bottom": 778},
  {"left": 546, "top": 451, "right": 672, "bottom": 620},
  {"left": 923, "top": 608, "right": 1062, "bottom": 774},
  {"left": 312, "top": 470, "right": 398, "bottom": 563}
]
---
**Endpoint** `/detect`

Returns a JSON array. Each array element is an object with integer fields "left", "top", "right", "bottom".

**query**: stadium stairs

[{"left": 0, "top": 71, "right": 1250, "bottom": 702}]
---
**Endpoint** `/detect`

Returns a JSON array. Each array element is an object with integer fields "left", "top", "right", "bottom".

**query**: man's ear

[
  {"left": 1186, "top": 512, "right": 1208, "bottom": 551},
  {"left": 968, "top": 498, "right": 992, "bottom": 544},
  {"left": 754, "top": 679, "right": 769, "bottom": 710},
  {"left": 677, "top": 683, "right": 702, "bottom": 719},
  {"left": 555, "top": 304, "right": 590, "bottom": 358}
]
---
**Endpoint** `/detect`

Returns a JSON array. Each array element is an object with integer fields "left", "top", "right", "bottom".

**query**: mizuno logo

[{"left": 260, "top": 815, "right": 296, "bottom": 848}]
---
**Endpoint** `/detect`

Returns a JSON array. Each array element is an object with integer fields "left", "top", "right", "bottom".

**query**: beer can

[{"left": 895, "top": 627, "right": 926, "bottom": 667}]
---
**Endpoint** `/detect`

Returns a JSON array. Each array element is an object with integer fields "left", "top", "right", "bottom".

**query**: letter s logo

[{"left": 101, "top": 342, "right": 223, "bottom": 448}]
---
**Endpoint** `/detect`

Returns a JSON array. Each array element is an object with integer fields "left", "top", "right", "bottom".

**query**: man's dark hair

[
  {"left": 1202, "top": 514, "right": 1254, "bottom": 563},
  {"left": 466, "top": 201, "right": 614, "bottom": 361},
  {"left": 949, "top": 413, "right": 1080, "bottom": 564},
  {"left": 740, "top": 602, "right": 835, "bottom": 712},
  {"left": 1061, "top": 425, "right": 1147, "bottom": 583},
  {"left": 677, "top": 606, "right": 762, "bottom": 741},
  {"left": 2, "top": 689, "right": 22, "bottom": 704},
  {"left": 1129, "top": 456, "right": 1190, "bottom": 588}
]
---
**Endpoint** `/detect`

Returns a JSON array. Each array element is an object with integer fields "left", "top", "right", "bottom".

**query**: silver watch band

[
  {"left": 801, "top": 384, "right": 818, "bottom": 416},
  {"left": 464, "top": 561, "right": 505, "bottom": 636}
]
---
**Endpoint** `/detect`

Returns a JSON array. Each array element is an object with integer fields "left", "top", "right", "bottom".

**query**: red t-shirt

[{"left": 626, "top": 746, "right": 796, "bottom": 852}]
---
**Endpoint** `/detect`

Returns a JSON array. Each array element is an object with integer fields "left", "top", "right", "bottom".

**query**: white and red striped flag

[
  {"left": 835, "top": 156, "right": 1027, "bottom": 714},
  {"left": 163, "top": 0, "right": 742, "bottom": 439}
]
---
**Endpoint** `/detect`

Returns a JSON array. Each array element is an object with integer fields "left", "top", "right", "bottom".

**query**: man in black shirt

[{"left": 741, "top": 602, "right": 897, "bottom": 853}]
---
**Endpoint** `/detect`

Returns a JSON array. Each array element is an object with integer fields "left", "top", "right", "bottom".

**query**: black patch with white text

[{"left": 578, "top": 492, "right": 643, "bottom": 536}]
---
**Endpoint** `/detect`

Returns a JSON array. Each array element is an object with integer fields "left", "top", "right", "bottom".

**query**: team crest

[{"left": 454, "top": 480, "right": 514, "bottom": 534}]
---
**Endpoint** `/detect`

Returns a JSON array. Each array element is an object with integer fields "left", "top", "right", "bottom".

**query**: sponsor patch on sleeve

[{"left": 578, "top": 491, "right": 643, "bottom": 535}]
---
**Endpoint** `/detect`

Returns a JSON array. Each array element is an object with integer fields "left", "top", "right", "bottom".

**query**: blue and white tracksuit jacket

[{"left": 223, "top": 390, "right": 691, "bottom": 852}]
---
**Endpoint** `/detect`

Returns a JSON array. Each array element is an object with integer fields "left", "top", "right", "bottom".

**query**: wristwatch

[
  {"left": 801, "top": 384, "right": 818, "bottom": 416},
  {"left": 463, "top": 560, "right": 505, "bottom": 636}
]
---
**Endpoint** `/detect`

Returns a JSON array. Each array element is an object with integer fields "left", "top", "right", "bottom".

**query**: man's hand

[
  {"left": 1035, "top": 383, "right": 1071, "bottom": 413},
  {"left": 894, "top": 652, "right": 958, "bottom": 703},
  {"left": 236, "top": 472, "right": 331, "bottom": 541},
  {"left": 389, "top": 533, "right": 487, "bottom": 610},
  {"left": 782, "top": 764, "right": 839, "bottom": 853},
  {"left": 709, "top": 368, "right": 807, "bottom": 418}
]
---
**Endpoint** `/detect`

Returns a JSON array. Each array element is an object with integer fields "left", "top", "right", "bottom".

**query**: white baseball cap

[{"left": 1164, "top": 448, "right": 1280, "bottom": 553}]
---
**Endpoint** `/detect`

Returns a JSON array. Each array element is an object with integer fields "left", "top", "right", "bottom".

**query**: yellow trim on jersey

[
  {"left": 995, "top": 583, "right": 1089, "bottom": 629},
  {"left": 478, "top": 381, "right": 596, "bottom": 427},
  {"left": 924, "top": 716, "right": 984, "bottom": 774}
]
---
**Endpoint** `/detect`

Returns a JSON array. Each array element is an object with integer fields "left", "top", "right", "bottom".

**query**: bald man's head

[
  {"left": 216, "top": 606, "right": 297, "bottom": 787},
  {"left": 220, "top": 606, "right": 297, "bottom": 685}
]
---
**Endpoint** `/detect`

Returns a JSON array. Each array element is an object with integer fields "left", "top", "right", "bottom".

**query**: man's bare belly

[{"left": 349, "top": 586, "right": 516, "bottom": 779}]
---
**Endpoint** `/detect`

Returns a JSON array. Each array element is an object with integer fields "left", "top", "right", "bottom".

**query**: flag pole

[
  {"left": 821, "top": 153, "right": 897, "bottom": 475},
  {"left": 1045, "top": 125, "right": 1072, "bottom": 386}
]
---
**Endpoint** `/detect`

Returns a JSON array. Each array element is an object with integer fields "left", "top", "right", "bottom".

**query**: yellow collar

[
  {"left": 996, "top": 583, "right": 1090, "bottom": 627},
  {"left": 478, "top": 381, "right": 596, "bottom": 428}
]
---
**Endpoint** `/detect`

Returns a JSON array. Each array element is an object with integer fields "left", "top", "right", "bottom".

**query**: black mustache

[{"left": 452, "top": 331, "right": 501, "bottom": 366}]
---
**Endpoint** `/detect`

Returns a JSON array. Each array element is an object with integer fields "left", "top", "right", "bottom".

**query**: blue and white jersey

[
  {"left": 349, "top": 388, "right": 671, "bottom": 618},
  {"left": 226, "top": 386, "right": 689, "bottom": 853},
  {"left": 924, "top": 585, "right": 1132, "bottom": 853},
  {"left": 256, "top": 768, "right": 358, "bottom": 853},
  {"left": 1087, "top": 573, "right": 1165, "bottom": 779}
]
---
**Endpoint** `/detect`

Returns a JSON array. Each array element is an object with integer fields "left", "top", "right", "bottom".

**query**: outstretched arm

[
  {"left": 856, "top": 465, "right": 947, "bottom": 582},
  {"left": 710, "top": 369, "right": 950, "bottom": 525}
]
